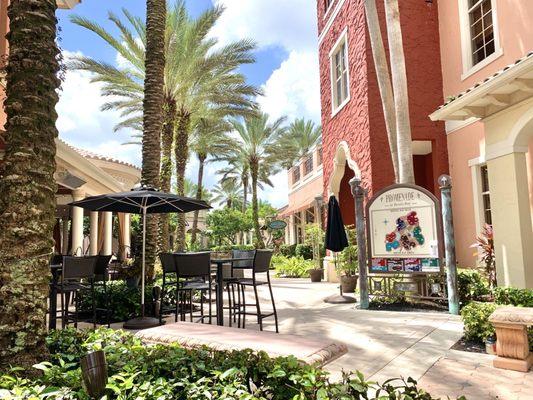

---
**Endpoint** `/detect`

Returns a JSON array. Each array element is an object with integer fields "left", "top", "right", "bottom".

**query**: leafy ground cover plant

[
  {"left": 0, "top": 328, "right": 465, "bottom": 400},
  {"left": 457, "top": 269, "right": 491, "bottom": 307},
  {"left": 273, "top": 256, "right": 314, "bottom": 278}
]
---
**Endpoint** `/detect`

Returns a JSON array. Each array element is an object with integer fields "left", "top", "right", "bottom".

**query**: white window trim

[
  {"left": 329, "top": 27, "right": 350, "bottom": 117},
  {"left": 323, "top": 0, "right": 335, "bottom": 19},
  {"left": 458, "top": 0, "right": 503, "bottom": 81},
  {"left": 469, "top": 158, "right": 491, "bottom": 236}
]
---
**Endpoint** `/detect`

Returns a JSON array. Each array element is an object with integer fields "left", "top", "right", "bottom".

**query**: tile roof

[{"left": 60, "top": 139, "right": 140, "bottom": 170}]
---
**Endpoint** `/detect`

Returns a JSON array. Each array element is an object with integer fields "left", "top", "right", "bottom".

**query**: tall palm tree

[
  {"left": 141, "top": 0, "right": 166, "bottom": 276},
  {"left": 280, "top": 118, "right": 322, "bottom": 167},
  {"left": 0, "top": 0, "right": 60, "bottom": 367},
  {"left": 229, "top": 113, "right": 287, "bottom": 247},
  {"left": 211, "top": 179, "right": 244, "bottom": 209},
  {"left": 189, "top": 117, "right": 232, "bottom": 245},
  {"left": 70, "top": 2, "right": 259, "bottom": 251}
]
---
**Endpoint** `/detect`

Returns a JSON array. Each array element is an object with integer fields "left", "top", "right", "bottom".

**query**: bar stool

[
  {"left": 158, "top": 253, "right": 179, "bottom": 324},
  {"left": 93, "top": 254, "right": 112, "bottom": 327}
]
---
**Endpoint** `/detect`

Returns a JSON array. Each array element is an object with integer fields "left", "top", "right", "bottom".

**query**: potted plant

[
  {"left": 305, "top": 223, "right": 324, "bottom": 282},
  {"left": 337, "top": 225, "right": 358, "bottom": 293},
  {"left": 120, "top": 258, "right": 141, "bottom": 288}
]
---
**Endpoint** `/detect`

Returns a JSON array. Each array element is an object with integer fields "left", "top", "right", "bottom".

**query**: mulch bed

[
  {"left": 451, "top": 336, "right": 486, "bottom": 353},
  {"left": 368, "top": 300, "right": 448, "bottom": 313}
]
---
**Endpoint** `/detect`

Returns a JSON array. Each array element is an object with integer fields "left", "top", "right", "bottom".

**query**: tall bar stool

[
  {"left": 158, "top": 253, "right": 179, "bottom": 324},
  {"left": 174, "top": 252, "right": 214, "bottom": 323},
  {"left": 58, "top": 256, "right": 98, "bottom": 328},
  {"left": 224, "top": 250, "right": 255, "bottom": 326},
  {"left": 93, "top": 255, "right": 112, "bottom": 327},
  {"left": 234, "top": 249, "right": 278, "bottom": 332}
]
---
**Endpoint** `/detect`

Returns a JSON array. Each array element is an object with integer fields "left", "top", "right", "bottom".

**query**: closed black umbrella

[
  {"left": 324, "top": 195, "right": 356, "bottom": 304},
  {"left": 325, "top": 195, "right": 348, "bottom": 252},
  {"left": 70, "top": 186, "right": 211, "bottom": 329}
]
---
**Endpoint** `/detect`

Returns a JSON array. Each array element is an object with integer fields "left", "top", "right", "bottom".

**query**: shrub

[
  {"left": 295, "top": 243, "right": 313, "bottom": 260},
  {"left": 279, "top": 244, "right": 296, "bottom": 257},
  {"left": 461, "top": 301, "right": 498, "bottom": 342},
  {"left": 0, "top": 328, "right": 462, "bottom": 400},
  {"left": 494, "top": 287, "right": 533, "bottom": 307},
  {"left": 273, "top": 256, "right": 314, "bottom": 278},
  {"left": 457, "top": 269, "right": 491, "bottom": 306},
  {"left": 211, "top": 244, "right": 256, "bottom": 252}
]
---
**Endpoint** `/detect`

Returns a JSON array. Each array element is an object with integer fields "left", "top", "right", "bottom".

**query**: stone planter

[
  {"left": 340, "top": 275, "right": 358, "bottom": 294},
  {"left": 308, "top": 269, "right": 323, "bottom": 282}
]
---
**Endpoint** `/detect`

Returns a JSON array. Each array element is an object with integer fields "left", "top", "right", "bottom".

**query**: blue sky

[{"left": 55, "top": 0, "right": 319, "bottom": 207}]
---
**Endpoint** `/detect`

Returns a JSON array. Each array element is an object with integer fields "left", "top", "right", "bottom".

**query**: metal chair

[
  {"left": 93, "top": 255, "right": 112, "bottom": 327},
  {"left": 158, "top": 253, "right": 179, "bottom": 324},
  {"left": 174, "top": 252, "right": 213, "bottom": 324},
  {"left": 224, "top": 250, "right": 255, "bottom": 326},
  {"left": 58, "top": 256, "right": 98, "bottom": 328},
  {"left": 233, "top": 250, "right": 278, "bottom": 332}
]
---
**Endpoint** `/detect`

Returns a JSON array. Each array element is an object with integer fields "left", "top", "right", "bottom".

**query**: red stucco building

[{"left": 317, "top": 0, "right": 449, "bottom": 227}]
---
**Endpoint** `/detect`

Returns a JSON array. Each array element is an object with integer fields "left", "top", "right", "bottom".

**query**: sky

[{"left": 55, "top": 0, "right": 320, "bottom": 208}]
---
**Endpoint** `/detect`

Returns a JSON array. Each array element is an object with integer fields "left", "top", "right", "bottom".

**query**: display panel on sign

[{"left": 368, "top": 186, "right": 439, "bottom": 259}]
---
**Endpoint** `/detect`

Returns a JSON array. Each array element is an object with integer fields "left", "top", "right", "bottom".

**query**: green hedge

[
  {"left": 457, "top": 269, "right": 491, "bottom": 306},
  {"left": 0, "top": 328, "right": 463, "bottom": 399},
  {"left": 273, "top": 256, "right": 313, "bottom": 278},
  {"left": 494, "top": 286, "right": 533, "bottom": 307}
]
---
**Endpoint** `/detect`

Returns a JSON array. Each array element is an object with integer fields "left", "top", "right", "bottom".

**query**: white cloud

[
  {"left": 210, "top": 0, "right": 318, "bottom": 52},
  {"left": 56, "top": 50, "right": 141, "bottom": 167},
  {"left": 260, "top": 171, "right": 288, "bottom": 209},
  {"left": 258, "top": 50, "right": 320, "bottom": 123}
]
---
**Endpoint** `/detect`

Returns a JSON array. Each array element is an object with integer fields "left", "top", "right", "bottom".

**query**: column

[
  {"left": 288, "top": 214, "right": 295, "bottom": 245},
  {"left": 61, "top": 218, "right": 69, "bottom": 254},
  {"left": 123, "top": 213, "right": 131, "bottom": 258},
  {"left": 71, "top": 189, "right": 85, "bottom": 256},
  {"left": 103, "top": 211, "right": 113, "bottom": 256},
  {"left": 89, "top": 211, "right": 99, "bottom": 255},
  {"left": 487, "top": 152, "right": 533, "bottom": 288}
]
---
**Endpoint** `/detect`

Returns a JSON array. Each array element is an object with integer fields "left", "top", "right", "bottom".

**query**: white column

[
  {"left": 103, "top": 211, "right": 113, "bottom": 256},
  {"left": 89, "top": 211, "right": 99, "bottom": 255},
  {"left": 61, "top": 218, "right": 69, "bottom": 254},
  {"left": 288, "top": 214, "right": 295, "bottom": 245},
  {"left": 71, "top": 189, "right": 85, "bottom": 256},
  {"left": 123, "top": 213, "right": 131, "bottom": 258}
]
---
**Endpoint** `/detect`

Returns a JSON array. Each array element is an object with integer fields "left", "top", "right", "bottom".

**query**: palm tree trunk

[
  {"left": 190, "top": 153, "right": 206, "bottom": 247},
  {"left": 141, "top": 0, "right": 165, "bottom": 279},
  {"left": 384, "top": 0, "right": 415, "bottom": 184},
  {"left": 0, "top": 0, "right": 60, "bottom": 368},
  {"left": 174, "top": 109, "right": 190, "bottom": 251},
  {"left": 159, "top": 97, "right": 176, "bottom": 252},
  {"left": 364, "top": 0, "right": 399, "bottom": 182},
  {"left": 239, "top": 176, "right": 248, "bottom": 245},
  {"left": 250, "top": 162, "right": 265, "bottom": 248}
]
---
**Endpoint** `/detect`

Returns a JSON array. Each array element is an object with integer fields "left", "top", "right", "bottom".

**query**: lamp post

[
  {"left": 439, "top": 174, "right": 459, "bottom": 315},
  {"left": 349, "top": 177, "right": 369, "bottom": 309}
]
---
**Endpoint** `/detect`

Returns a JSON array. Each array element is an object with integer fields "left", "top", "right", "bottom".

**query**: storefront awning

[
  {"left": 278, "top": 192, "right": 321, "bottom": 218},
  {"left": 430, "top": 51, "right": 533, "bottom": 121}
]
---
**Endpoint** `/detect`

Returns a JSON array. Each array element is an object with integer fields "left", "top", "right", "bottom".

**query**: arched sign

[
  {"left": 366, "top": 184, "right": 443, "bottom": 274},
  {"left": 268, "top": 220, "right": 287, "bottom": 230}
]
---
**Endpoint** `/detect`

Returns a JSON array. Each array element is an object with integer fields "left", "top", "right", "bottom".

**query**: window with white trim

[
  {"left": 324, "top": 0, "right": 332, "bottom": 13},
  {"left": 468, "top": 0, "right": 495, "bottom": 66},
  {"left": 330, "top": 32, "right": 349, "bottom": 112},
  {"left": 480, "top": 165, "right": 492, "bottom": 224}
]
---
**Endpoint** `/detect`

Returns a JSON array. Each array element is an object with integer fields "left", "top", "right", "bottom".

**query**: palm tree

[
  {"left": 141, "top": 0, "right": 166, "bottom": 274},
  {"left": 211, "top": 179, "right": 244, "bottom": 209},
  {"left": 189, "top": 117, "right": 232, "bottom": 245},
  {"left": 229, "top": 113, "right": 287, "bottom": 247},
  {"left": 0, "top": 0, "right": 60, "bottom": 367},
  {"left": 70, "top": 2, "right": 259, "bottom": 251},
  {"left": 280, "top": 118, "right": 322, "bottom": 166}
]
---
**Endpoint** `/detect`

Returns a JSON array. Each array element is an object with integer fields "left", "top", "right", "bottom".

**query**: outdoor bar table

[
  {"left": 49, "top": 264, "right": 62, "bottom": 330},
  {"left": 211, "top": 257, "right": 253, "bottom": 326}
]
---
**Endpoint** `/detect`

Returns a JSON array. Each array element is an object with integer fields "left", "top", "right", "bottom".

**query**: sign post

[
  {"left": 439, "top": 175, "right": 459, "bottom": 315},
  {"left": 350, "top": 177, "right": 369, "bottom": 309}
]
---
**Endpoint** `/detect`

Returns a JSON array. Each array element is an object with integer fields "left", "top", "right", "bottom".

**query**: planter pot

[
  {"left": 81, "top": 350, "right": 108, "bottom": 398},
  {"left": 340, "top": 275, "right": 358, "bottom": 294},
  {"left": 308, "top": 269, "right": 323, "bottom": 282},
  {"left": 125, "top": 276, "right": 140, "bottom": 288}
]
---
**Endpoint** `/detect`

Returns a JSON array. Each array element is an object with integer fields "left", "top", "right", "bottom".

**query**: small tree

[
  {"left": 339, "top": 225, "right": 358, "bottom": 277},
  {"left": 305, "top": 223, "right": 325, "bottom": 270},
  {"left": 206, "top": 208, "right": 252, "bottom": 246}
]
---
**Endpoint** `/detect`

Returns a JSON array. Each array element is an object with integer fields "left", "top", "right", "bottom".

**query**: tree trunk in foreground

[
  {"left": 239, "top": 175, "right": 249, "bottom": 245},
  {"left": 250, "top": 163, "right": 265, "bottom": 248},
  {"left": 141, "top": 0, "right": 166, "bottom": 279},
  {"left": 364, "top": 0, "right": 399, "bottom": 182},
  {"left": 174, "top": 110, "right": 191, "bottom": 252},
  {"left": 384, "top": 0, "right": 415, "bottom": 184},
  {"left": 190, "top": 153, "right": 206, "bottom": 247},
  {"left": 0, "top": 0, "right": 60, "bottom": 369},
  {"left": 159, "top": 97, "right": 176, "bottom": 252}
]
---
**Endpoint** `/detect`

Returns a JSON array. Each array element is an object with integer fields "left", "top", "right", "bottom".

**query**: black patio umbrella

[
  {"left": 70, "top": 186, "right": 211, "bottom": 329},
  {"left": 324, "top": 195, "right": 356, "bottom": 304}
]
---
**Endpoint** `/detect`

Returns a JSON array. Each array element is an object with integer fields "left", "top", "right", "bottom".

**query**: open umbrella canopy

[
  {"left": 69, "top": 187, "right": 211, "bottom": 214},
  {"left": 325, "top": 195, "right": 348, "bottom": 252}
]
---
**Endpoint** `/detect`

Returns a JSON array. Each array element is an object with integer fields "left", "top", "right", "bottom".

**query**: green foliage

[
  {"left": 0, "top": 328, "right": 460, "bottom": 399},
  {"left": 279, "top": 244, "right": 296, "bottom": 257},
  {"left": 295, "top": 243, "right": 313, "bottom": 260},
  {"left": 461, "top": 302, "right": 498, "bottom": 342},
  {"left": 338, "top": 225, "right": 358, "bottom": 276},
  {"left": 211, "top": 244, "right": 256, "bottom": 252},
  {"left": 273, "top": 256, "right": 314, "bottom": 278},
  {"left": 457, "top": 269, "right": 491, "bottom": 306},
  {"left": 206, "top": 208, "right": 252, "bottom": 246},
  {"left": 304, "top": 223, "right": 325, "bottom": 269},
  {"left": 494, "top": 287, "right": 533, "bottom": 307}
]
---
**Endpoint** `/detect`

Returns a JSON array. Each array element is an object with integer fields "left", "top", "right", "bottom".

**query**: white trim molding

[
  {"left": 328, "top": 141, "right": 361, "bottom": 198},
  {"left": 329, "top": 27, "right": 350, "bottom": 117},
  {"left": 318, "top": 0, "right": 347, "bottom": 45}
]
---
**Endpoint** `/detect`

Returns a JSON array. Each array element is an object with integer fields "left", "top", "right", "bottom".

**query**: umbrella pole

[{"left": 141, "top": 207, "right": 146, "bottom": 318}]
